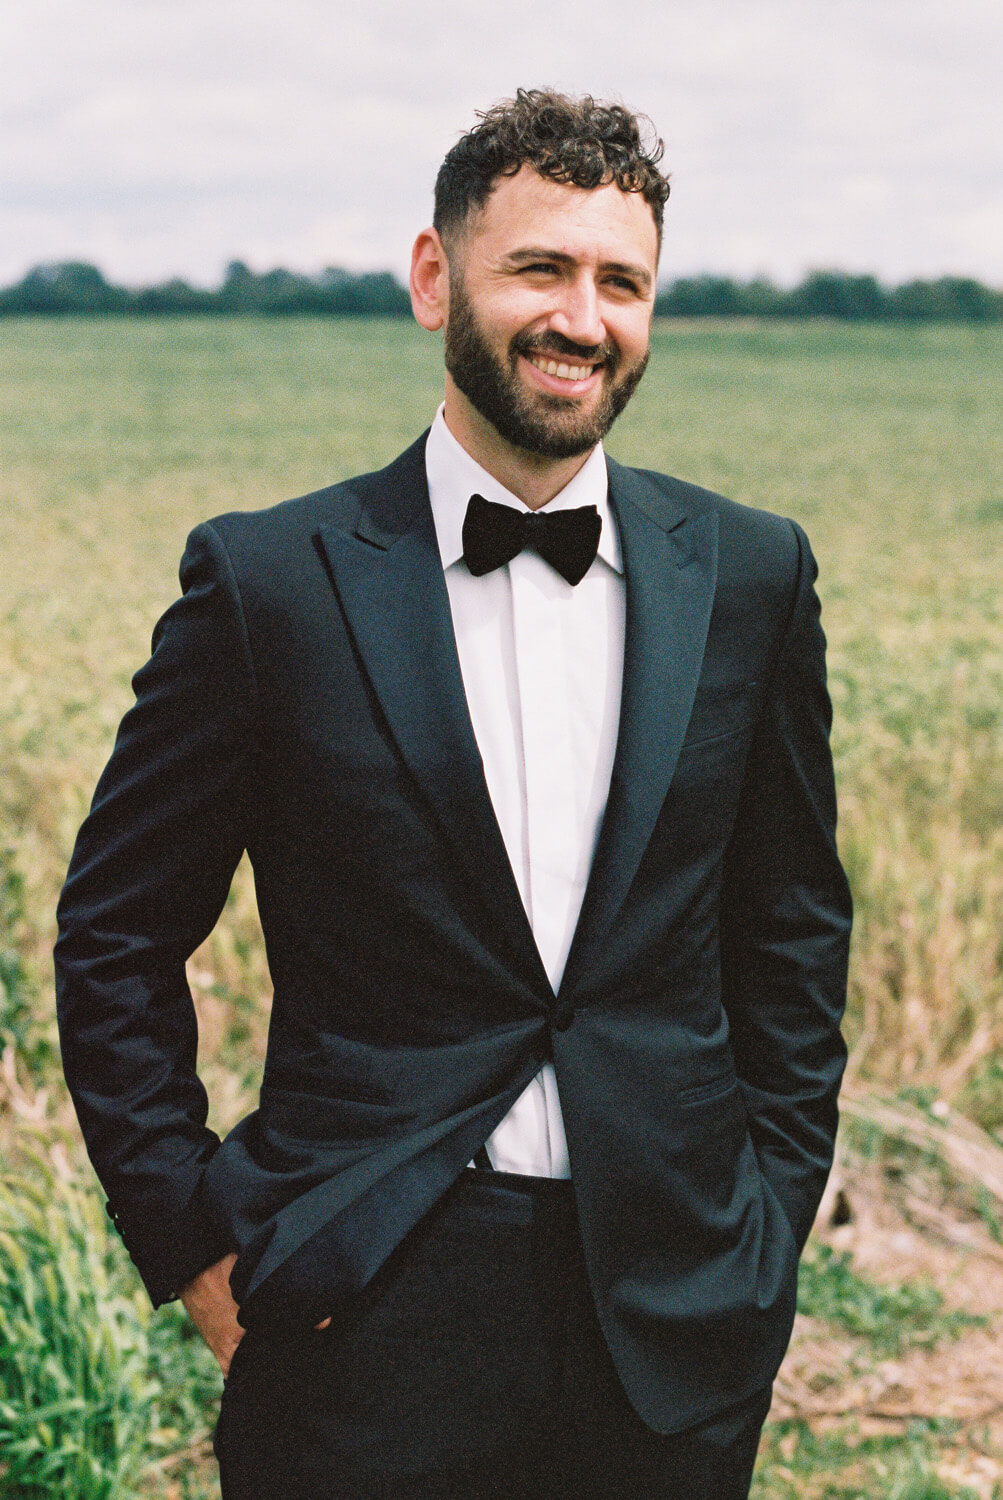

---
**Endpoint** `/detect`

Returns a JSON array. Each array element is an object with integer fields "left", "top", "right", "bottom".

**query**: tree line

[{"left": 2, "top": 258, "right": 1000, "bottom": 322}]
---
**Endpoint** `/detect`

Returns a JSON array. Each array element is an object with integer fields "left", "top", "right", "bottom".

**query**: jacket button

[{"left": 552, "top": 1006, "right": 574, "bottom": 1031}]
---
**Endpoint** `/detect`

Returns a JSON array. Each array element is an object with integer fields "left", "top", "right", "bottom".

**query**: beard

[{"left": 443, "top": 273, "right": 650, "bottom": 460}]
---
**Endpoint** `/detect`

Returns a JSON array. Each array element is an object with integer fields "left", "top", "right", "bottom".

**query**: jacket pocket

[
  {"left": 680, "top": 678, "right": 758, "bottom": 748},
  {"left": 677, "top": 1067, "right": 739, "bottom": 1108}
]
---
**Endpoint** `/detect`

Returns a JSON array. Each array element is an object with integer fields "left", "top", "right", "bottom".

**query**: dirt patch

[{"left": 771, "top": 1144, "right": 1003, "bottom": 1496}]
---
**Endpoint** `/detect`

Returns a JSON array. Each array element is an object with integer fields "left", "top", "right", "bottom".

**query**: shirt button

[{"left": 552, "top": 1006, "right": 574, "bottom": 1032}]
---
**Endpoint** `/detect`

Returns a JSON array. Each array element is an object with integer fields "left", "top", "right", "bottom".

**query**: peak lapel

[
  {"left": 315, "top": 441, "right": 552, "bottom": 999},
  {"left": 560, "top": 461, "right": 719, "bottom": 997}
]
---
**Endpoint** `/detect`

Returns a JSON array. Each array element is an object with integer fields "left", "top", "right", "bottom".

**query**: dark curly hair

[{"left": 434, "top": 88, "right": 671, "bottom": 249}]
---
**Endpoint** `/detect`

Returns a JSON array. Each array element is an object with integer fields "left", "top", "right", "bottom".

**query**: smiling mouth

[{"left": 524, "top": 352, "right": 602, "bottom": 383}]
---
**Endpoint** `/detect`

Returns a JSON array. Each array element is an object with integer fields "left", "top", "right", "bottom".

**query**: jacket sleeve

[
  {"left": 719, "top": 521, "right": 852, "bottom": 1251},
  {"left": 55, "top": 522, "right": 258, "bottom": 1305}
]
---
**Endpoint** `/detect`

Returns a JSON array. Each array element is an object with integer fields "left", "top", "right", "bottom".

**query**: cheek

[
  {"left": 512, "top": 302, "right": 564, "bottom": 341},
  {"left": 602, "top": 312, "right": 650, "bottom": 367},
  {"left": 623, "top": 319, "right": 653, "bottom": 365}
]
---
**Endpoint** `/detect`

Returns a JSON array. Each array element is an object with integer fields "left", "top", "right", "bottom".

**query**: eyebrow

[{"left": 503, "top": 248, "right": 653, "bottom": 293}]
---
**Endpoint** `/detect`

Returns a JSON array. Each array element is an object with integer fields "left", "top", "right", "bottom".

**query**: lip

[{"left": 519, "top": 352, "right": 604, "bottom": 397}]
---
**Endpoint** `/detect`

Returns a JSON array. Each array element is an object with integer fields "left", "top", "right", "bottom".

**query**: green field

[{"left": 2, "top": 317, "right": 1002, "bottom": 1496}]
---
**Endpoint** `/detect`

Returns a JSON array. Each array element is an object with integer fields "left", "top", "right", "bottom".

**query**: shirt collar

[{"left": 425, "top": 405, "right": 623, "bottom": 576}]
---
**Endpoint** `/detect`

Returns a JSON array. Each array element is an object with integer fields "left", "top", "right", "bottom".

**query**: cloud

[{"left": 1, "top": 0, "right": 1000, "bottom": 283}]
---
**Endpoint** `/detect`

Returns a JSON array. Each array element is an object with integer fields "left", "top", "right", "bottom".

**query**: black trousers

[{"left": 214, "top": 1169, "right": 771, "bottom": 1498}]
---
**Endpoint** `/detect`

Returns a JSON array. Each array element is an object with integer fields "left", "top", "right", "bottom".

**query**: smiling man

[
  {"left": 55, "top": 90, "right": 851, "bottom": 1498},
  {"left": 423, "top": 163, "right": 657, "bottom": 489}
]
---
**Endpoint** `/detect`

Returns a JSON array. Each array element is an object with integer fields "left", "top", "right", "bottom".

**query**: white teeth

[{"left": 530, "top": 355, "right": 594, "bottom": 382}]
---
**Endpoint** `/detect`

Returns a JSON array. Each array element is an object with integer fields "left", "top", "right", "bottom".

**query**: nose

[{"left": 548, "top": 274, "right": 606, "bottom": 351}]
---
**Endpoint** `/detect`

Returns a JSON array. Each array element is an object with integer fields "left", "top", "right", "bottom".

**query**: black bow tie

[{"left": 461, "top": 493, "right": 602, "bottom": 587}]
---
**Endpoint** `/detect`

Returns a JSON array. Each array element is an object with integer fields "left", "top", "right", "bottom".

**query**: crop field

[{"left": 2, "top": 317, "right": 1002, "bottom": 1496}]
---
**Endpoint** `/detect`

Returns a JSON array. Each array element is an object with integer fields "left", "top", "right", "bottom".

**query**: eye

[{"left": 606, "top": 275, "right": 642, "bottom": 295}]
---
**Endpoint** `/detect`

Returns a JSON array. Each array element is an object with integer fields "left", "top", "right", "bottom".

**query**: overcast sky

[{"left": 3, "top": 0, "right": 1001, "bottom": 288}]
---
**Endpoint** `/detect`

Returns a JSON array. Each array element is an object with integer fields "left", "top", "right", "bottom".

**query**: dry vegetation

[{"left": 1, "top": 317, "right": 1001, "bottom": 1496}]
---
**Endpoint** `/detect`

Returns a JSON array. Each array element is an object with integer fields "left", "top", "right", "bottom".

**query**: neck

[{"left": 442, "top": 380, "right": 594, "bottom": 510}]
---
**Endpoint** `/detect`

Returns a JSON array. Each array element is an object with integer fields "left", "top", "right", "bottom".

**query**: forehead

[{"left": 464, "top": 165, "right": 658, "bottom": 273}]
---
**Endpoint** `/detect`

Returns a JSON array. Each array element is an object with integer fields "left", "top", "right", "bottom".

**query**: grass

[
  {"left": 3, "top": 317, "right": 1001, "bottom": 1120},
  {"left": 0, "top": 1157, "right": 218, "bottom": 1497},
  {"left": 752, "top": 1419, "right": 985, "bottom": 1500},
  {"left": 797, "top": 1243, "right": 985, "bottom": 1358},
  {"left": 1, "top": 316, "right": 1001, "bottom": 1493}
]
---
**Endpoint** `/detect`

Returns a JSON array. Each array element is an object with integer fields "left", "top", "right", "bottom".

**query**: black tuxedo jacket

[{"left": 56, "top": 433, "right": 851, "bottom": 1435}]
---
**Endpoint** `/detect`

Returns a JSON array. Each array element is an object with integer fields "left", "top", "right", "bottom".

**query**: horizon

[{"left": 6, "top": 257, "right": 1003, "bottom": 296}]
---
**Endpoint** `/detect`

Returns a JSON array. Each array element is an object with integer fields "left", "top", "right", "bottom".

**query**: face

[{"left": 441, "top": 168, "right": 658, "bottom": 460}]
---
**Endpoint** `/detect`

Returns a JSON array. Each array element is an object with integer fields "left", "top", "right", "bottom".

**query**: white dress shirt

[{"left": 425, "top": 408, "right": 626, "bottom": 1177}]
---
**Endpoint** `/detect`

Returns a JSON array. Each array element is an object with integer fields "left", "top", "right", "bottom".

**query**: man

[{"left": 56, "top": 90, "right": 851, "bottom": 1497}]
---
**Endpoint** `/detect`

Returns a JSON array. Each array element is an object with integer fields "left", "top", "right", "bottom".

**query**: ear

[{"left": 410, "top": 227, "right": 449, "bottom": 331}]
